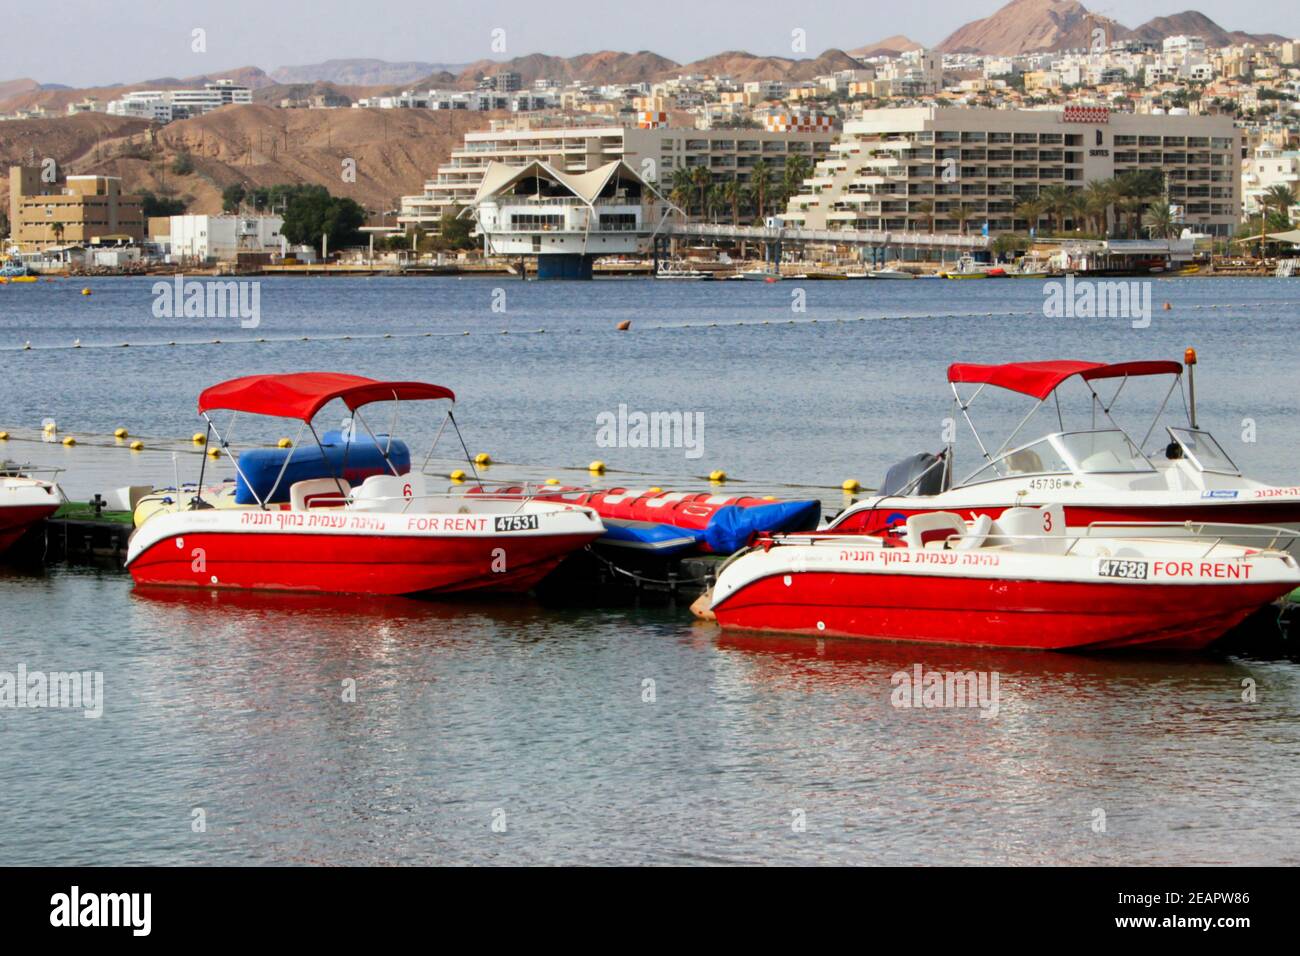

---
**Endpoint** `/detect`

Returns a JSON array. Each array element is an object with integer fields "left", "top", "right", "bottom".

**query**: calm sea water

[{"left": 1, "top": 276, "right": 1299, "bottom": 865}]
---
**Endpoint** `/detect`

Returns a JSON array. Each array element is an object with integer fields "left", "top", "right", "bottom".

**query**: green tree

[
  {"left": 439, "top": 211, "right": 475, "bottom": 250},
  {"left": 138, "top": 191, "right": 187, "bottom": 218},
  {"left": 221, "top": 182, "right": 247, "bottom": 213},
  {"left": 170, "top": 151, "right": 194, "bottom": 176},
  {"left": 279, "top": 185, "right": 365, "bottom": 255}
]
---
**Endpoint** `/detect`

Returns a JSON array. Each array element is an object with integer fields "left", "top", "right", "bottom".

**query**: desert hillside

[{"left": 1, "top": 105, "right": 499, "bottom": 218}]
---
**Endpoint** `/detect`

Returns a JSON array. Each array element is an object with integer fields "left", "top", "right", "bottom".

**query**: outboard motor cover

[{"left": 879, "top": 452, "right": 946, "bottom": 497}]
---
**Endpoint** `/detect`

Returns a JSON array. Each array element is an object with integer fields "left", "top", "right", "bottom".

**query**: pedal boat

[
  {"left": 125, "top": 373, "right": 604, "bottom": 595},
  {"left": 706, "top": 505, "right": 1300, "bottom": 652}
]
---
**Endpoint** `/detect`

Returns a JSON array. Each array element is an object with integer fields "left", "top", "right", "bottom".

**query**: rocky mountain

[
  {"left": 849, "top": 35, "right": 924, "bottom": 59},
  {"left": 437, "top": 51, "right": 679, "bottom": 90},
  {"left": 938, "top": 0, "right": 1285, "bottom": 55},
  {"left": 0, "top": 105, "right": 499, "bottom": 217},
  {"left": 1128, "top": 11, "right": 1285, "bottom": 48},
  {"left": 668, "top": 48, "right": 866, "bottom": 82},
  {"left": 938, "top": 0, "right": 1123, "bottom": 54},
  {"left": 270, "top": 59, "right": 467, "bottom": 86}
]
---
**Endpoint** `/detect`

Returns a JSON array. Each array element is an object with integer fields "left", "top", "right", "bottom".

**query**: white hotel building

[
  {"left": 398, "top": 120, "right": 835, "bottom": 228},
  {"left": 107, "top": 81, "right": 252, "bottom": 123},
  {"left": 784, "top": 106, "right": 1242, "bottom": 238}
]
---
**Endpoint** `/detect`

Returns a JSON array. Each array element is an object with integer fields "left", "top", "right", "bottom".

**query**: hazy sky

[{"left": 4, "top": 0, "right": 1298, "bottom": 87}]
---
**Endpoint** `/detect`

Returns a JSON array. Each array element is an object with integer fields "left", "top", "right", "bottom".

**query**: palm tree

[
  {"left": 691, "top": 165, "right": 711, "bottom": 220},
  {"left": 1014, "top": 199, "right": 1046, "bottom": 234},
  {"left": 748, "top": 159, "right": 773, "bottom": 221},
  {"left": 723, "top": 178, "right": 743, "bottom": 225},
  {"left": 914, "top": 198, "right": 936, "bottom": 233},
  {"left": 953, "top": 203, "right": 975, "bottom": 236},
  {"left": 1115, "top": 170, "right": 1164, "bottom": 238},
  {"left": 1064, "top": 191, "right": 1089, "bottom": 233},
  {"left": 669, "top": 168, "right": 694, "bottom": 218},
  {"left": 1141, "top": 202, "right": 1177, "bottom": 240},
  {"left": 1038, "top": 185, "right": 1073, "bottom": 235},
  {"left": 780, "top": 155, "right": 812, "bottom": 211},
  {"left": 1262, "top": 183, "right": 1297, "bottom": 224},
  {"left": 706, "top": 183, "right": 727, "bottom": 223},
  {"left": 1084, "top": 178, "right": 1119, "bottom": 236}
]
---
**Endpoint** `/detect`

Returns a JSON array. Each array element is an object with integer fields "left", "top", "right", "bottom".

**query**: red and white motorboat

[
  {"left": 829, "top": 352, "right": 1300, "bottom": 549},
  {"left": 704, "top": 505, "right": 1300, "bottom": 652},
  {"left": 126, "top": 373, "right": 604, "bottom": 595},
  {"left": 1, "top": 464, "right": 63, "bottom": 556}
]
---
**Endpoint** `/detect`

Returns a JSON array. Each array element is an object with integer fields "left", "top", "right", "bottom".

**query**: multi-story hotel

[
  {"left": 398, "top": 119, "right": 835, "bottom": 228},
  {"left": 8, "top": 167, "right": 145, "bottom": 250},
  {"left": 784, "top": 107, "right": 1242, "bottom": 238}
]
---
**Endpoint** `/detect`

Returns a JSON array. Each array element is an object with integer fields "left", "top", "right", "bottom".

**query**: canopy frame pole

[
  {"left": 990, "top": 397, "right": 1047, "bottom": 460},
  {"left": 351, "top": 405, "right": 403, "bottom": 478},
  {"left": 306, "top": 421, "right": 349, "bottom": 504},
  {"left": 448, "top": 410, "right": 483, "bottom": 487},
  {"left": 419, "top": 410, "right": 453, "bottom": 477},
  {"left": 1140, "top": 375, "right": 1183, "bottom": 451},
  {"left": 190, "top": 420, "right": 213, "bottom": 509},
  {"left": 264, "top": 420, "right": 306, "bottom": 506},
  {"left": 203, "top": 412, "right": 265, "bottom": 510},
  {"left": 950, "top": 382, "right": 996, "bottom": 469}
]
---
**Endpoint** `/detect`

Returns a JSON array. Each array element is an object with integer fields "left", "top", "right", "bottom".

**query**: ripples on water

[{"left": 1, "top": 278, "right": 1299, "bottom": 865}]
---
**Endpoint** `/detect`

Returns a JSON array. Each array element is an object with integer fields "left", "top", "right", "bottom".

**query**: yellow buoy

[
  {"left": 81, "top": 288, "right": 92, "bottom": 296},
  {"left": 191, "top": 432, "right": 207, "bottom": 445},
  {"left": 544, "top": 477, "right": 560, "bottom": 485},
  {"left": 588, "top": 460, "right": 606, "bottom": 474},
  {"left": 0, "top": 431, "right": 8, "bottom": 441},
  {"left": 277, "top": 438, "right": 293, "bottom": 448},
  {"left": 207, "top": 447, "right": 221, "bottom": 458},
  {"left": 648, "top": 487, "right": 662, "bottom": 494},
  {"left": 129, "top": 440, "right": 144, "bottom": 451},
  {"left": 709, "top": 469, "right": 727, "bottom": 483},
  {"left": 114, "top": 427, "right": 129, "bottom": 439},
  {"left": 62, "top": 436, "right": 77, "bottom": 446},
  {"left": 474, "top": 452, "right": 492, "bottom": 466},
  {"left": 762, "top": 495, "right": 777, "bottom": 501},
  {"left": 842, "top": 478, "right": 861, "bottom": 493},
  {"left": 449, "top": 469, "right": 466, "bottom": 482}
]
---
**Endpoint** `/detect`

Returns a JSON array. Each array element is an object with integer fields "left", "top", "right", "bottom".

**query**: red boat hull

[
  {"left": 0, "top": 503, "right": 58, "bottom": 556},
  {"left": 834, "top": 501, "right": 1300, "bottom": 536},
  {"left": 713, "top": 571, "right": 1290, "bottom": 651},
  {"left": 127, "top": 530, "right": 597, "bottom": 595}
]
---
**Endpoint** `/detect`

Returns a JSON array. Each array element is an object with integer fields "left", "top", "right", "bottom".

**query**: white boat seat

[
  {"left": 905, "top": 511, "right": 968, "bottom": 550},
  {"left": 953, "top": 513, "right": 994, "bottom": 551},
  {"left": 350, "top": 472, "right": 424, "bottom": 512},
  {"left": 1003, "top": 448, "right": 1044, "bottom": 475},
  {"left": 289, "top": 477, "right": 351, "bottom": 511},
  {"left": 989, "top": 504, "right": 1068, "bottom": 554}
]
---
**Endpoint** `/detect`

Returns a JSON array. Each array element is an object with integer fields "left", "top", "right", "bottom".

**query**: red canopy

[
  {"left": 198, "top": 373, "right": 455, "bottom": 421},
  {"left": 947, "top": 360, "right": 1182, "bottom": 400}
]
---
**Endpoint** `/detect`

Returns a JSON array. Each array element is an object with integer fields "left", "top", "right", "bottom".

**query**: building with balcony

[
  {"left": 466, "top": 159, "right": 675, "bottom": 279},
  {"left": 784, "top": 107, "right": 1241, "bottom": 239},
  {"left": 398, "top": 120, "right": 834, "bottom": 229}
]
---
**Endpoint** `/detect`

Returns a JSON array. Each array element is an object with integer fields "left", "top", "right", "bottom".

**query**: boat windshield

[
  {"left": 962, "top": 429, "right": 1153, "bottom": 484},
  {"left": 1055, "top": 430, "right": 1154, "bottom": 474},
  {"left": 1167, "top": 427, "right": 1240, "bottom": 475}
]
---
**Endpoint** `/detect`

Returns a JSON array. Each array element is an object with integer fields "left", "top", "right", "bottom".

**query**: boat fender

[{"left": 689, "top": 589, "right": 716, "bottom": 621}]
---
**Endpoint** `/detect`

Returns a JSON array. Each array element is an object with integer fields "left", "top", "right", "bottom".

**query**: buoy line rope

[{"left": 4, "top": 310, "right": 1057, "bottom": 353}]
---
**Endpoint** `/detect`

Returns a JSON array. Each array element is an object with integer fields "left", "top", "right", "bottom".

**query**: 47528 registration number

[{"left": 1096, "top": 558, "right": 1148, "bottom": 580}]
